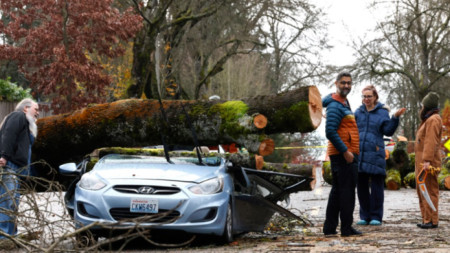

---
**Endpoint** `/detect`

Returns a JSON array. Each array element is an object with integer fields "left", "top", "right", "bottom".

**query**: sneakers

[
  {"left": 341, "top": 227, "right": 363, "bottom": 237},
  {"left": 369, "top": 220, "right": 382, "bottom": 226},
  {"left": 356, "top": 220, "right": 368, "bottom": 225},
  {"left": 357, "top": 219, "right": 381, "bottom": 225}
]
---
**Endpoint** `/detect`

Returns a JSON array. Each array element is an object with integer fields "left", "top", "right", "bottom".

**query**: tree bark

[
  {"left": 34, "top": 86, "right": 322, "bottom": 168},
  {"left": 322, "top": 161, "right": 332, "bottom": 185},
  {"left": 227, "top": 153, "right": 313, "bottom": 177}
]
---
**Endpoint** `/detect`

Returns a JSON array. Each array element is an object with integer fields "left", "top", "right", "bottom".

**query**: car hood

[{"left": 92, "top": 162, "right": 223, "bottom": 183}]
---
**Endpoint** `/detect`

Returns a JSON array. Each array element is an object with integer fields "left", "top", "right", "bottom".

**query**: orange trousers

[{"left": 415, "top": 171, "right": 439, "bottom": 225}]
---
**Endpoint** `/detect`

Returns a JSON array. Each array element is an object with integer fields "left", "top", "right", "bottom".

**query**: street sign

[{"left": 445, "top": 138, "right": 450, "bottom": 153}]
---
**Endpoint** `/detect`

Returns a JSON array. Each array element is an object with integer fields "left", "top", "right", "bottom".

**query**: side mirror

[{"left": 59, "top": 163, "right": 78, "bottom": 174}]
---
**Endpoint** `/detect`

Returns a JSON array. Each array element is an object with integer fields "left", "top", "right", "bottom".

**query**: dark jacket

[
  {"left": 322, "top": 93, "right": 360, "bottom": 156},
  {"left": 0, "top": 111, "right": 32, "bottom": 167},
  {"left": 355, "top": 102, "right": 399, "bottom": 175}
]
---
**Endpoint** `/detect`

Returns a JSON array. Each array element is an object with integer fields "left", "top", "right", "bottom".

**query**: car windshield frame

[{"left": 97, "top": 154, "right": 222, "bottom": 167}]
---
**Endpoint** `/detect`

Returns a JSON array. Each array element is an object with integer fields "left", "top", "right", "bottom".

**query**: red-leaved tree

[{"left": 0, "top": 0, "right": 142, "bottom": 113}]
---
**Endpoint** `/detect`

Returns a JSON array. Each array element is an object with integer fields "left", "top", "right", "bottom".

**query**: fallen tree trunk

[
  {"left": 34, "top": 86, "right": 322, "bottom": 168},
  {"left": 227, "top": 153, "right": 313, "bottom": 177}
]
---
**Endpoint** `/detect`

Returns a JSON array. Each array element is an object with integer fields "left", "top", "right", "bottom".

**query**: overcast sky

[
  {"left": 314, "top": 0, "right": 390, "bottom": 107},
  {"left": 313, "top": 0, "right": 392, "bottom": 138}
]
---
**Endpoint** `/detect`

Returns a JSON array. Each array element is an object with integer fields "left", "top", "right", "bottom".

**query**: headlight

[
  {"left": 188, "top": 177, "right": 223, "bottom": 195},
  {"left": 79, "top": 173, "right": 107, "bottom": 191}
]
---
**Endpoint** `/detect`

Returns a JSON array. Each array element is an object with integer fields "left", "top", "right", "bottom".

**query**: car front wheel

[{"left": 220, "top": 201, "right": 233, "bottom": 243}]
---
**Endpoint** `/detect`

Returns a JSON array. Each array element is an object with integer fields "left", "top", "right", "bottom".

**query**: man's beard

[
  {"left": 26, "top": 113, "right": 38, "bottom": 137},
  {"left": 337, "top": 87, "right": 351, "bottom": 97}
]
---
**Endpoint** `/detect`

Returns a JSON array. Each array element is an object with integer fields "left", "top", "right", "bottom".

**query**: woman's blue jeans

[{"left": 0, "top": 161, "right": 23, "bottom": 238}]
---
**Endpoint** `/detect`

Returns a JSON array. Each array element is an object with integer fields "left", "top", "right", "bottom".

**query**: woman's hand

[{"left": 394, "top": 108, "right": 406, "bottom": 117}]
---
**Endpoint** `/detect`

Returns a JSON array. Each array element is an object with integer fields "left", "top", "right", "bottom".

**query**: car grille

[
  {"left": 110, "top": 208, "right": 180, "bottom": 223},
  {"left": 113, "top": 185, "right": 180, "bottom": 195}
]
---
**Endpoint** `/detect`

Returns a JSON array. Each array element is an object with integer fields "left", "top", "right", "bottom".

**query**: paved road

[{"left": 12, "top": 181, "right": 450, "bottom": 252}]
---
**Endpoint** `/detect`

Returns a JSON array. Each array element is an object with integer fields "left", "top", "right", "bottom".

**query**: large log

[
  {"left": 385, "top": 169, "right": 401, "bottom": 190},
  {"left": 34, "top": 86, "right": 322, "bottom": 168},
  {"left": 386, "top": 140, "right": 411, "bottom": 179},
  {"left": 227, "top": 153, "right": 313, "bottom": 177},
  {"left": 322, "top": 161, "right": 332, "bottom": 185}
]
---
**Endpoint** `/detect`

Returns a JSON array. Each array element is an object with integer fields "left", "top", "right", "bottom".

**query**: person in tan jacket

[{"left": 415, "top": 92, "right": 443, "bottom": 229}]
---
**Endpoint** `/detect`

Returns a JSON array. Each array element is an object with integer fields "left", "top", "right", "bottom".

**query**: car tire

[
  {"left": 76, "top": 230, "right": 98, "bottom": 247},
  {"left": 220, "top": 201, "right": 233, "bottom": 244}
]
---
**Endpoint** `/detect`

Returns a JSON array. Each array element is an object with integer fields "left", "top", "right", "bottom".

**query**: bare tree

[
  {"left": 354, "top": 0, "right": 450, "bottom": 139},
  {"left": 261, "top": 0, "right": 329, "bottom": 93}
]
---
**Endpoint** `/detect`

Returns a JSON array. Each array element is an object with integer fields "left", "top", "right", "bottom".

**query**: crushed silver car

[{"left": 59, "top": 147, "right": 312, "bottom": 243}]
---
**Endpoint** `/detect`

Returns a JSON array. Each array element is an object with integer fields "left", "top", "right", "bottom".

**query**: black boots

[{"left": 417, "top": 222, "right": 438, "bottom": 229}]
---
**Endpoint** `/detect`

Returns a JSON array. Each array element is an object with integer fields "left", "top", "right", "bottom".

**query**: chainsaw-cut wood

[
  {"left": 227, "top": 153, "right": 313, "bottom": 177},
  {"left": 322, "top": 161, "right": 332, "bottom": 185},
  {"left": 385, "top": 169, "right": 401, "bottom": 190},
  {"left": 253, "top": 114, "right": 267, "bottom": 129},
  {"left": 34, "top": 86, "right": 322, "bottom": 168},
  {"left": 262, "top": 162, "right": 313, "bottom": 176},
  {"left": 255, "top": 155, "right": 264, "bottom": 170},
  {"left": 386, "top": 141, "right": 411, "bottom": 180}
]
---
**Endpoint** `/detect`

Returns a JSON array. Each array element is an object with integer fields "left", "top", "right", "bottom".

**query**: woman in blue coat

[{"left": 355, "top": 85, "right": 406, "bottom": 226}]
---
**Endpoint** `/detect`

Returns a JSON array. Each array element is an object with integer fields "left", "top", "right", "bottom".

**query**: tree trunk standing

[
  {"left": 128, "top": 22, "right": 159, "bottom": 99},
  {"left": 34, "top": 86, "right": 322, "bottom": 169}
]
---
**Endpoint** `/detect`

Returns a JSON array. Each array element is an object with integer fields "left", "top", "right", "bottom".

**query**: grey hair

[{"left": 15, "top": 98, "right": 37, "bottom": 112}]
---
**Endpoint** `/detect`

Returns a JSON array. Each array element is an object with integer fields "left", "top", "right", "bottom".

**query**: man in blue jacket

[
  {"left": 0, "top": 98, "right": 39, "bottom": 242},
  {"left": 322, "top": 72, "right": 362, "bottom": 237}
]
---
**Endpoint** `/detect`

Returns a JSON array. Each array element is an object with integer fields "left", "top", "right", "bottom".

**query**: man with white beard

[{"left": 0, "top": 98, "right": 39, "bottom": 245}]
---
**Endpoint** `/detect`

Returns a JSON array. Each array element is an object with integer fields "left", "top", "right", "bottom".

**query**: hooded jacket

[
  {"left": 355, "top": 102, "right": 399, "bottom": 175},
  {"left": 322, "top": 93, "right": 359, "bottom": 156},
  {"left": 0, "top": 111, "right": 32, "bottom": 167},
  {"left": 414, "top": 113, "right": 442, "bottom": 170}
]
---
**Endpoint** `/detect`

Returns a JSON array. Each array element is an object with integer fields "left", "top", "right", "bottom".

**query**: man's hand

[
  {"left": 0, "top": 157, "right": 7, "bottom": 167},
  {"left": 343, "top": 150, "right": 354, "bottom": 164}
]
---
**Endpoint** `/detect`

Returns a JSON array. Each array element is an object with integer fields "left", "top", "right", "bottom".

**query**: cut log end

[
  {"left": 445, "top": 176, "right": 450, "bottom": 190},
  {"left": 253, "top": 114, "right": 267, "bottom": 129},
  {"left": 259, "top": 139, "right": 275, "bottom": 156},
  {"left": 255, "top": 155, "right": 264, "bottom": 170},
  {"left": 386, "top": 180, "right": 400, "bottom": 190},
  {"left": 308, "top": 86, "right": 323, "bottom": 129}
]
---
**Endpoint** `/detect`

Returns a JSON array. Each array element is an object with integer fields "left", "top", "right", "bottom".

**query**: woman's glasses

[{"left": 362, "top": 95, "right": 374, "bottom": 99}]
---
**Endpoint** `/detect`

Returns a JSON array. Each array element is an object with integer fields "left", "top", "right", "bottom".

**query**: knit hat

[{"left": 422, "top": 92, "right": 439, "bottom": 109}]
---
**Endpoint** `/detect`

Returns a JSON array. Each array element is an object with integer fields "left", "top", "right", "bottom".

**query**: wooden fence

[{"left": 0, "top": 101, "right": 54, "bottom": 121}]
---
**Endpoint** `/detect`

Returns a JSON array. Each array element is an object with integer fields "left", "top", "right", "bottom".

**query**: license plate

[{"left": 130, "top": 198, "right": 158, "bottom": 213}]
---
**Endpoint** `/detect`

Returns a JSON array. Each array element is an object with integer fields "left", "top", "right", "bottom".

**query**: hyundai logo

[{"left": 138, "top": 186, "right": 155, "bottom": 194}]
